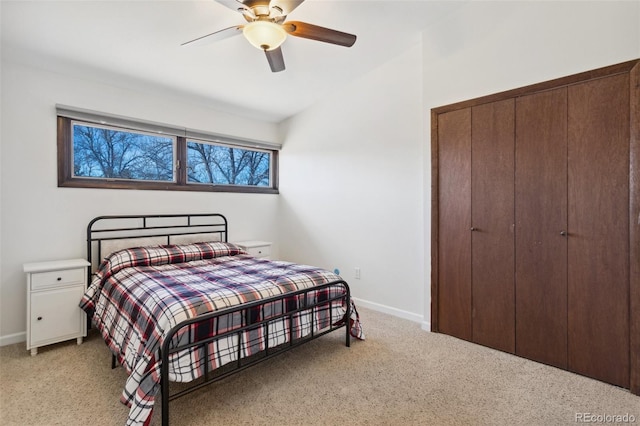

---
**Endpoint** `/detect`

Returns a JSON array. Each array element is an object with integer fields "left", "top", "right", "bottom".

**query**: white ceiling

[{"left": 1, "top": 0, "right": 465, "bottom": 122}]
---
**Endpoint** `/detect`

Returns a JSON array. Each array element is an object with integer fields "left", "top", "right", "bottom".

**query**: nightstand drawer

[
  {"left": 234, "top": 241, "right": 273, "bottom": 260},
  {"left": 245, "top": 245, "right": 271, "bottom": 258},
  {"left": 31, "top": 268, "right": 85, "bottom": 290}
]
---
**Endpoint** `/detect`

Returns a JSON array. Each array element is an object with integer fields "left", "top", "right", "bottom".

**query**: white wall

[
  {"left": 278, "top": 41, "right": 426, "bottom": 323},
  {"left": 0, "top": 59, "right": 281, "bottom": 343},
  {"left": 422, "top": 1, "right": 640, "bottom": 107},
  {"left": 421, "top": 1, "right": 640, "bottom": 324}
]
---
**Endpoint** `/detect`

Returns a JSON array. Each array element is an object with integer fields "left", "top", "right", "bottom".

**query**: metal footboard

[{"left": 159, "top": 279, "right": 352, "bottom": 426}]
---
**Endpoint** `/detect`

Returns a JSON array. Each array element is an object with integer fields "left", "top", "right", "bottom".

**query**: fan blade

[
  {"left": 215, "top": 0, "right": 245, "bottom": 13},
  {"left": 284, "top": 21, "right": 356, "bottom": 47},
  {"left": 181, "top": 25, "right": 243, "bottom": 47},
  {"left": 265, "top": 47, "right": 285, "bottom": 72},
  {"left": 270, "top": 0, "right": 305, "bottom": 16}
]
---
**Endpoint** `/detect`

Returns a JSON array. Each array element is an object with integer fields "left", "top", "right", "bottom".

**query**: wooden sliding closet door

[
  {"left": 437, "top": 108, "right": 472, "bottom": 340},
  {"left": 432, "top": 58, "right": 639, "bottom": 395},
  {"left": 471, "top": 99, "right": 515, "bottom": 353},
  {"left": 515, "top": 88, "right": 568, "bottom": 369},
  {"left": 567, "top": 74, "right": 630, "bottom": 387}
]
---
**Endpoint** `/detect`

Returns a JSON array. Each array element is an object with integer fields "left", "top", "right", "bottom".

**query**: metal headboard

[{"left": 87, "top": 213, "right": 228, "bottom": 281}]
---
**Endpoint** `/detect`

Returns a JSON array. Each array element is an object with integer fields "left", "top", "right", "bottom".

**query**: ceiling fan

[{"left": 182, "top": 0, "right": 357, "bottom": 73}]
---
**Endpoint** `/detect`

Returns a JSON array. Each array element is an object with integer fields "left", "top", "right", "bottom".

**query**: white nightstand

[
  {"left": 24, "top": 258, "right": 91, "bottom": 356},
  {"left": 234, "top": 241, "right": 272, "bottom": 260}
]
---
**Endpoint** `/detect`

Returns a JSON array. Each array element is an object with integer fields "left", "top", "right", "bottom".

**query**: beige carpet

[{"left": 1, "top": 307, "right": 638, "bottom": 425}]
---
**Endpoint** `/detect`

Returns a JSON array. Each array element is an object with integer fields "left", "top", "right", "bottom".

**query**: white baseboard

[
  {"left": 351, "top": 297, "right": 429, "bottom": 329},
  {"left": 0, "top": 331, "right": 26, "bottom": 347}
]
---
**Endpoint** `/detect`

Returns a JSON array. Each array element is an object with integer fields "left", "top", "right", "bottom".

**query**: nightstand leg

[
  {"left": 30, "top": 348, "right": 37, "bottom": 356},
  {"left": 77, "top": 337, "right": 83, "bottom": 345}
]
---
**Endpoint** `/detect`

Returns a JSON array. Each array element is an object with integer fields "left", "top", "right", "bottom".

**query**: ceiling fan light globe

[{"left": 243, "top": 21, "right": 287, "bottom": 51}]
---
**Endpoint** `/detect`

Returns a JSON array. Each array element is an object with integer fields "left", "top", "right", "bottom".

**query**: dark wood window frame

[{"left": 57, "top": 116, "right": 279, "bottom": 194}]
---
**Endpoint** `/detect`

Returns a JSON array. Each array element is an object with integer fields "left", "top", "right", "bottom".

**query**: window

[
  {"left": 57, "top": 106, "right": 279, "bottom": 193},
  {"left": 72, "top": 122, "right": 176, "bottom": 182},
  {"left": 187, "top": 140, "right": 271, "bottom": 187}
]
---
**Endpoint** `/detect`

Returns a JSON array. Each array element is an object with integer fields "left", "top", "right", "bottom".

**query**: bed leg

[
  {"left": 161, "top": 386, "right": 169, "bottom": 426},
  {"left": 161, "top": 382, "right": 170, "bottom": 426},
  {"left": 346, "top": 325, "right": 351, "bottom": 348},
  {"left": 111, "top": 354, "right": 117, "bottom": 369},
  {"left": 161, "top": 353, "right": 170, "bottom": 426},
  {"left": 345, "top": 292, "right": 351, "bottom": 348}
]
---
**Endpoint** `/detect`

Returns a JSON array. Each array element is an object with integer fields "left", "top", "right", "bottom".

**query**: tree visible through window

[
  {"left": 187, "top": 141, "right": 270, "bottom": 186},
  {"left": 73, "top": 124, "right": 175, "bottom": 181}
]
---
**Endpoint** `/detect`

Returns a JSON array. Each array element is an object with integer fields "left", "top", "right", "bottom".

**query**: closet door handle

[
  {"left": 470, "top": 227, "right": 476, "bottom": 231},
  {"left": 560, "top": 231, "right": 567, "bottom": 236}
]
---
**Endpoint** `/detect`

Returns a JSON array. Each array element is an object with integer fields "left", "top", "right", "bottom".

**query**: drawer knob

[
  {"left": 37, "top": 316, "right": 43, "bottom": 321},
  {"left": 57, "top": 277, "right": 62, "bottom": 281}
]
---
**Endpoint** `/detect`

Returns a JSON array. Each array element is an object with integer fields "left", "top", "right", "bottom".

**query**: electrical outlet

[{"left": 355, "top": 267, "right": 361, "bottom": 279}]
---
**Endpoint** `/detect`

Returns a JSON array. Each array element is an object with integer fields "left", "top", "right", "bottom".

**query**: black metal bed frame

[{"left": 86, "top": 213, "right": 351, "bottom": 426}]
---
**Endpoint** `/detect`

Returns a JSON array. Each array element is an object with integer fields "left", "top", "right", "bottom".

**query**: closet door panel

[
  {"left": 471, "top": 99, "right": 515, "bottom": 353},
  {"left": 437, "top": 108, "right": 472, "bottom": 340},
  {"left": 515, "top": 88, "right": 568, "bottom": 369},
  {"left": 568, "top": 74, "right": 630, "bottom": 387}
]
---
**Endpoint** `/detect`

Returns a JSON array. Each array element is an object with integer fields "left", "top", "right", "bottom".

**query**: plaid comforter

[{"left": 80, "top": 242, "right": 364, "bottom": 426}]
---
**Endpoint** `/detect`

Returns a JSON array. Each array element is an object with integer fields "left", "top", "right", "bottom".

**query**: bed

[{"left": 80, "top": 213, "right": 364, "bottom": 426}]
